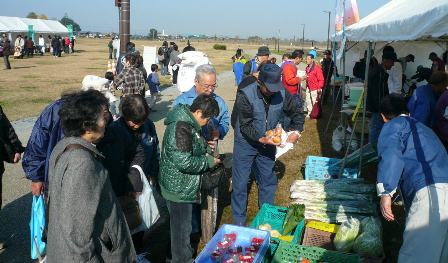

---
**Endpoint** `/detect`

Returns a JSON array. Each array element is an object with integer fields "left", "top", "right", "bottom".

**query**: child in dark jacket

[{"left": 146, "top": 64, "right": 161, "bottom": 110}]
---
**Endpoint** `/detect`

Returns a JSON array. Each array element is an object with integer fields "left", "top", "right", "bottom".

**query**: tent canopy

[
  {"left": 338, "top": 0, "right": 448, "bottom": 42},
  {"left": 0, "top": 16, "right": 68, "bottom": 34}
]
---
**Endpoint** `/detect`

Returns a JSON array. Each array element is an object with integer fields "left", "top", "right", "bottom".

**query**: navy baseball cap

[{"left": 258, "top": 64, "right": 284, "bottom": 93}]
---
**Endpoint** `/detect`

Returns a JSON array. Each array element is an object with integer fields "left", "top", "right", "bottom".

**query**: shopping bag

[
  {"left": 310, "top": 91, "right": 322, "bottom": 119},
  {"left": 131, "top": 165, "right": 160, "bottom": 234},
  {"left": 30, "top": 195, "right": 46, "bottom": 260}
]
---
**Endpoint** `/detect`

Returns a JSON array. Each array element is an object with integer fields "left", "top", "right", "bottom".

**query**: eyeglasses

[{"left": 198, "top": 81, "right": 218, "bottom": 90}]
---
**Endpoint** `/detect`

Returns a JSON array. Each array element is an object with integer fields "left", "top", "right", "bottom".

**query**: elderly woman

[
  {"left": 160, "top": 94, "right": 221, "bottom": 263},
  {"left": 46, "top": 90, "right": 135, "bottom": 262}
]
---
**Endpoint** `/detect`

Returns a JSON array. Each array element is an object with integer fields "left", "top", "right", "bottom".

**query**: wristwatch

[{"left": 291, "top": 130, "right": 301, "bottom": 136}]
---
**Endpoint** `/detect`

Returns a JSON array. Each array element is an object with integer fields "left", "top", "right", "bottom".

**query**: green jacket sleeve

[{"left": 170, "top": 121, "right": 215, "bottom": 174}]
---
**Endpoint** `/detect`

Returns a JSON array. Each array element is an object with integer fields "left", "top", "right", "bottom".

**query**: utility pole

[
  {"left": 277, "top": 29, "right": 280, "bottom": 52},
  {"left": 119, "top": 0, "right": 130, "bottom": 54},
  {"left": 323, "top": 11, "right": 331, "bottom": 50},
  {"left": 301, "top": 24, "right": 305, "bottom": 49}
]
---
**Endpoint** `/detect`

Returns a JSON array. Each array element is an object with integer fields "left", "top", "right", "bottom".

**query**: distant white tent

[{"left": 0, "top": 16, "right": 68, "bottom": 35}]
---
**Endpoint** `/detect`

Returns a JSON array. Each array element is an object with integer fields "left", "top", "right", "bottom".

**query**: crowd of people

[
  {"left": 156, "top": 40, "right": 189, "bottom": 85},
  {"left": 0, "top": 40, "right": 448, "bottom": 263},
  {"left": 0, "top": 33, "right": 76, "bottom": 70}
]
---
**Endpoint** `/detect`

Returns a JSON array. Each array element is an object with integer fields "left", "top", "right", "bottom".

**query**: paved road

[{"left": 0, "top": 70, "right": 238, "bottom": 262}]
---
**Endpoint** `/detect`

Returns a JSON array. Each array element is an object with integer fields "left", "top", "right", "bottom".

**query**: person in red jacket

[
  {"left": 303, "top": 53, "right": 324, "bottom": 117},
  {"left": 281, "top": 49, "right": 304, "bottom": 98}
]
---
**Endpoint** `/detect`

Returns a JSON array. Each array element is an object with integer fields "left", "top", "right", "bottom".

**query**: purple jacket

[{"left": 434, "top": 90, "right": 448, "bottom": 143}]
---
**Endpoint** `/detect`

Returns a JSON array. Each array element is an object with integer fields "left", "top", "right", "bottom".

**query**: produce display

[
  {"left": 258, "top": 224, "right": 281, "bottom": 238},
  {"left": 290, "top": 179, "right": 377, "bottom": 223},
  {"left": 334, "top": 218, "right": 361, "bottom": 252},
  {"left": 196, "top": 224, "right": 269, "bottom": 263},
  {"left": 282, "top": 204, "right": 305, "bottom": 235},
  {"left": 210, "top": 233, "right": 265, "bottom": 262},
  {"left": 353, "top": 217, "right": 383, "bottom": 257},
  {"left": 265, "top": 124, "right": 283, "bottom": 144}
]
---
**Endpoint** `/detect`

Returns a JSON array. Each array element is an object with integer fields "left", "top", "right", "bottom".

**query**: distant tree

[
  {"left": 60, "top": 14, "right": 82, "bottom": 32},
  {"left": 26, "top": 12, "right": 38, "bottom": 19},
  {"left": 248, "top": 36, "right": 263, "bottom": 41},
  {"left": 148, "top": 28, "right": 158, "bottom": 40},
  {"left": 37, "top": 14, "right": 48, "bottom": 20}
]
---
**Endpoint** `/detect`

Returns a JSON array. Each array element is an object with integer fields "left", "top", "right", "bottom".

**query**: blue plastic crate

[
  {"left": 305, "top": 156, "right": 358, "bottom": 180},
  {"left": 195, "top": 224, "right": 270, "bottom": 263}
]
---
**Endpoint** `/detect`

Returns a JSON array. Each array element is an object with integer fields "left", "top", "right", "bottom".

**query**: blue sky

[{"left": 1, "top": 0, "right": 388, "bottom": 40}]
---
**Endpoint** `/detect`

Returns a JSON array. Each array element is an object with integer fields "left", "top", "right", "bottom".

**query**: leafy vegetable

[
  {"left": 360, "top": 216, "right": 381, "bottom": 235},
  {"left": 353, "top": 217, "right": 383, "bottom": 257},
  {"left": 353, "top": 232, "right": 383, "bottom": 257},
  {"left": 282, "top": 204, "right": 305, "bottom": 235},
  {"left": 334, "top": 217, "right": 361, "bottom": 252}
]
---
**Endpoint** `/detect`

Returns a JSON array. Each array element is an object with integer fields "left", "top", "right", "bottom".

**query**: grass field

[{"left": 0, "top": 38, "right": 268, "bottom": 120}]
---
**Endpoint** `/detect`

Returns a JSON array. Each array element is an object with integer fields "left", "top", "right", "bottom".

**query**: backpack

[{"left": 108, "top": 40, "right": 113, "bottom": 48}]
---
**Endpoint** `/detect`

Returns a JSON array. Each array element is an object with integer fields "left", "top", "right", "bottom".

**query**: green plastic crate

[
  {"left": 249, "top": 204, "right": 305, "bottom": 258},
  {"left": 272, "top": 241, "right": 360, "bottom": 263}
]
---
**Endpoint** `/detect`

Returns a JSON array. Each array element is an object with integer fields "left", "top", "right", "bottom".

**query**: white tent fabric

[
  {"left": 341, "top": 0, "right": 448, "bottom": 41},
  {"left": 0, "top": 16, "right": 68, "bottom": 34}
]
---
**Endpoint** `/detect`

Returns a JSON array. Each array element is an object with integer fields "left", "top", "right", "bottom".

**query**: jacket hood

[{"left": 164, "top": 104, "right": 201, "bottom": 131}]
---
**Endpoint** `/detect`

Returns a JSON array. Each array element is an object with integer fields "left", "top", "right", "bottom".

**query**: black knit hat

[{"left": 257, "top": 46, "right": 270, "bottom": 56}]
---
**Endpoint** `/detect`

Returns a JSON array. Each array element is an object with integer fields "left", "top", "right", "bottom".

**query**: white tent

[
  {"left": 0, "top": 16, "right": 68, "bottom": 40},
  {"left": 332, "top": 0, "right": 448, "bottom": 174},
  {"left": 343, "top": 0, "right": 448, "bottom": 42},
  {"left": 334, "top": 0, "right": 448, "bottom": 78}
]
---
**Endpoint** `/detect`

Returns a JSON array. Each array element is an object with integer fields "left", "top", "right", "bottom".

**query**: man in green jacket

[{"left": 159, "top": 94, "right": 221, "bottom": 263}]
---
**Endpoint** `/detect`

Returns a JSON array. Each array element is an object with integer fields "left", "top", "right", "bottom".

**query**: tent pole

[
  {"left": 340, "top": 40, "right": 347, "bottom": 149},
  {"left": 324, "top": 40, "right": 342, "bottom": 135},
  {"left": 358, "top": 41, "right": 372, "bottom": 177}
]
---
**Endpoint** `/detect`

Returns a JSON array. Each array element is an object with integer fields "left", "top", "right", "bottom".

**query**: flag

[{"left": 335, "top": 0, "right": 360, "bottom": 32}]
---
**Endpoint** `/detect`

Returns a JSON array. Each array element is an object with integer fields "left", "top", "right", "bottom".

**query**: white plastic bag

[
  {"left": 332, "top": 125, "right": 345, "bottom": 152},
  {"left": 332, "top": 125, "right": 358, "bottom": 152},
  {"left": 177, "top": 51, "right": 210, "bottom": 93},
  {"left": 131, "top": 165, "right": 160, "bottom": 234},
  {"left": 334, "top": 217, "right": 361, "bottom": 252}
]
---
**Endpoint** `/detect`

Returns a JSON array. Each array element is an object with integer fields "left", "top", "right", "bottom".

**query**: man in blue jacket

[
  {"left": 173, "top": 64, "right": 230, "bottom": 141},
  {"left": 22, "top": 99, "right": 65, "bottom": 196},
  {"left": 407, "top": 71, "right": 447, "bottom": 126},
  {"left": 376, "top": 94, "right": 448, "bottom": 263}
]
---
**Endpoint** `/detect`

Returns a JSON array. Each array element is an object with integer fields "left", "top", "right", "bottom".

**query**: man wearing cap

[
  {"left": 232, "top": 63, "right": 305, "bottom": 226},
  {"left": 383, "top": 51, "right": 403, "bottom": 94},
  {"left": 398, "top": 54, "right": 415, "bottom": 74},
  {"left": 243, "top": 46, "right": 270, "bottom": 77},
  {"left": 321, "top": 50, "right": 337, "bottom": 89}
]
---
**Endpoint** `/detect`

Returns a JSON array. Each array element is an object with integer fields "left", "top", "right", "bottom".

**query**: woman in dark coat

[{"left": 0, "top": 105, "right": 24, "bottom": 250}]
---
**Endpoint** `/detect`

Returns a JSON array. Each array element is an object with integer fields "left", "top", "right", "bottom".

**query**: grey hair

[{"left": 195, "top": 64, "right": 216, "bottom": 81}]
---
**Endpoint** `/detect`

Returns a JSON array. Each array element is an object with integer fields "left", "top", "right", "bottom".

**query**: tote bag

[
  {"left": 30, "top": 195, "right": 46, "bottom": 260},
  {"left": 131, "top": 165, "right": 160, "bottom": 234}
]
